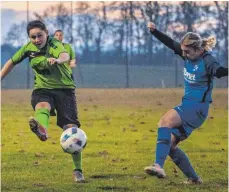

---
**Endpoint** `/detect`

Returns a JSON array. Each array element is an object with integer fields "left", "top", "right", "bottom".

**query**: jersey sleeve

[
  {"left": 203, "top": 54, "right": 221, "bottom": 77},
  {"left": 49, "top": 40, "right": 68, "bottom": 58},
  {"left": 11, "top": 45, "right": 28, "bottom": 65},
  {"left": 151, "top": 29, "right": 184, "bottom": 60}
]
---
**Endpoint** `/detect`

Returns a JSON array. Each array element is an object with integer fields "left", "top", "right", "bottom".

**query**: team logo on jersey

[
  {"left": 28, "top": 51, "right": 46, "bottom": 58},
  {"left": 184, "top": 68, "right": 196, "bottom": 81},
  {"left": 193, "top": 65, "right": 199, "bottom": 71},
  {"left": 30, "top": 52, "right": 36, "bottom": 58}
]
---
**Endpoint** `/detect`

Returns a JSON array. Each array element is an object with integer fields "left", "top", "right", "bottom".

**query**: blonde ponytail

[
  {"left": 201, "top": 35, "right": 217, "bottom": 51},
  {"left": 181, "top": 33, "right": 217, "bottom": 51}
]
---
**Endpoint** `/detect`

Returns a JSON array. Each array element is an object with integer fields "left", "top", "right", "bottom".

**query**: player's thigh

[
  {"left": 54, "top": 89, "right": 80, "bottom": 128},
  {"left": 31, "top": 89, "right": 53, "bottom": 111},
  {"left": 158, "top": 109, "right": 182, "bottom": 128}
]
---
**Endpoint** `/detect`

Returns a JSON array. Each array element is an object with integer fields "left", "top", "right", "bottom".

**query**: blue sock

[
  {"left": 155, "top": 127, "right": 172, "bottom": 168},
  {"left": 169, "top": 147, "right": 199, "bottom": 180}
]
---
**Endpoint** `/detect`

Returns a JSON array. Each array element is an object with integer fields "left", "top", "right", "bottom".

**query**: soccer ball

[{"left": 60, "top": 127, "right": 87, "bottom": 154}]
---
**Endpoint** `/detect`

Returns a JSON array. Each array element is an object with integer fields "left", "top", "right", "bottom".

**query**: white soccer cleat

[
  {"left": 182, "top": 177, "right": 203, "bottom": 184},
  {"left": 73, "top": 170, "right": 85, "bottom": 183},
  {"left": 144, "top": 163, "right": 166, "bottom": 178}
]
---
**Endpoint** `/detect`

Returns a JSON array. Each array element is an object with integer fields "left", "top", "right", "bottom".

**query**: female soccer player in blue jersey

[
  {"left": 144, "top": 22, "right": 228, "bottom": 184},
  {"left": 1, "top": 20, "right": 85, "bottom": 182}
]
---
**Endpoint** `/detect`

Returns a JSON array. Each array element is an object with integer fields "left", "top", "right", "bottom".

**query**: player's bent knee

[
  {"left": 157, "top": 119, "right": 164, "bottom": 127},
  {"left": 170, "top": 143, "right": 177, "bottom": 151},
  {"left": 158, "top": 119, "right": 173, "bottom": 128},
  {"left": 35, "top": 102, "right": 51, "bottom": 110}
]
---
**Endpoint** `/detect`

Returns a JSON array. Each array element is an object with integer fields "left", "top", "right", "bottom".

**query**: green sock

[
  {"left": 35, "top": 108, "right": 50, "bottom": 129},
  {"left": 72, "top": 152, "right": 82, "bottom": 171}
]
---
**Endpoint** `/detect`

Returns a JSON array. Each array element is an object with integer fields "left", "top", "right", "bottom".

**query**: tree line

[{"left": 3, "top": 1, "right": 228, "bottom": 66}]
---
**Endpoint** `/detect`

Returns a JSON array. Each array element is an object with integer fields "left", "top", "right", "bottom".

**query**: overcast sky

[
  {"left": 1, "top": 1, "right": 73, "bottom": 43},
  {"left": 0, "top": 1, "right": 217, "bottom": 45}
]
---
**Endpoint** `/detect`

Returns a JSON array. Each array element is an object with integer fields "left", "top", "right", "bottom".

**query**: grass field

[{"left": 1, "top": 88, "right": 228, "bottom": 192}]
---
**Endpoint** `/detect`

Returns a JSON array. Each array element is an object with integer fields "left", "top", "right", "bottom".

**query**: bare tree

[
  {"left": 91, "top": 2, "right": 108, "bottom": 64},
  {"left": 74, "top": 2, "right": 94, "bottom": 63},
  {"left": 176, "top": 2, "right": 203, "bottom": 35},
  {"left": 214, "top": 1, "right": 228, "bottom": 65},
  {"left": 5, "top": 21, "right": 28, "bottom": 47},
  {"left": 141, "top": 1, "right": 160, "bottom": 65},
  {"left": 34, "top": 3, "right": 72, "bottom": 41},
  {"left": 107, "top": 2, "right": 128, "bottom": 64}
]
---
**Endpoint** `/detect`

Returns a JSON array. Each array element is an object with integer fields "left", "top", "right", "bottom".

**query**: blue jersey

[
  {"left": 183, "top": 52, "right": 220, "bottom": 103},
  {"left": 150, "top": 29, "right": 225, "bottom": 103}
]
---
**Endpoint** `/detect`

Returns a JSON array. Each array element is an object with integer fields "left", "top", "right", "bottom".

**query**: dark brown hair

[
  {"left": 54, "top": 30, "right": 63, "bottom": 35},
  {"left": 27, "top": 20, "right": 47, "bottom": 35}
]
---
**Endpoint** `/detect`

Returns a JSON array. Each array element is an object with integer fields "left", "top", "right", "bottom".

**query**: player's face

[
  {"left": 54, "top": 32, "right": 64, "bottom": 42},
  {"left": 29, "top": 28, "right": 48, "bottom": 49},
  {"left": 181, "top": 44, "right": 203, "bottom": 60}
]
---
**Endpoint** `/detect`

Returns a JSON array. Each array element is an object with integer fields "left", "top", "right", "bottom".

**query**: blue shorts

[{"left": 172, "top": 99, "right": 209, "bottom": 142}]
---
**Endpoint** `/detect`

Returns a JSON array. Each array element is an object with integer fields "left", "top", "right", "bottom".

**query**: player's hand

[
  {"left": 147, "top": 22, "right": 156, "bottom": 32},
  {"left": 48, "top": 58, "right": 58, "bottom": 65}
]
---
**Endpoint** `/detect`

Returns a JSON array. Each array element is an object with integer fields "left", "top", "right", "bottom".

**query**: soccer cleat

[
  {"left": 182, "top": 177, "right": 203, "bottom": 184},
  {"left": 29, "top": 117, "right": 48, "bottom": 141},
  {"left": 73, "top": 170, "right": 85, "bottom": 183},
  {"left": 144, "top": 163, "right": 166, "bottom": 178}
]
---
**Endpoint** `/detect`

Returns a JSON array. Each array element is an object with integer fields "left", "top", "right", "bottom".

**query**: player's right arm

[
  {"left": 147, "top": 22, "right": 184, "bottom": 59},
  {"left": 204, "top": 54, "right": 228, "bottom": 78},
  {"left": 1, "top": 45, "right": 28, "bottom": 81},
  {"left": 1, "top": 59, "right": 15, "bottom": 80},
  {"left": 48, "top": 40, "right": 70, "bottom": 65}
]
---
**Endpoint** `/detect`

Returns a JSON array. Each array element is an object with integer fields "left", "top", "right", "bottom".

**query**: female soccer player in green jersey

[
  {"left": 1, "top": 20, "right": 85, "bottom": 182},
  {"left": 49, "top": 29, "right": 77, "bottom": 116},
  {"left": 54, "top": 29, "right": 76, "bottom": 68}
]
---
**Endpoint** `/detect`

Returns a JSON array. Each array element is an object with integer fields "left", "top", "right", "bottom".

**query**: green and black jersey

[
  {"left": 63, "top": 43, "right": 75, "bottom": 60},
  {"left": 11, "top": 37, "right": 75, "bottom": 89}
]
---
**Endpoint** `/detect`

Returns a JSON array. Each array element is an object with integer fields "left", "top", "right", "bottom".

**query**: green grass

[{"left": 1, "top": 89, "right": 228, "bottom": 192}]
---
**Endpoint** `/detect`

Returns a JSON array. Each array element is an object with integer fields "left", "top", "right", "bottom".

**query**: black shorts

[{"left": 31, "top": 88, "right": 81, "bottom": 128}]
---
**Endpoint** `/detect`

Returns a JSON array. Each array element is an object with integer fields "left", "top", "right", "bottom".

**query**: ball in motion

[{"left": 60, "top": 127, "right": 87, "bottom": 154}]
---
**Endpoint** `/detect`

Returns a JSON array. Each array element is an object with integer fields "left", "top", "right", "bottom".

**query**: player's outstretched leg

[
  {"left": 169, "top": 147, "right": 203, "bottom": 184},
  {"left": 63, "top": 124, "right": 85, "bottom": 183},
  {"left": 144, "top": 127, "right": 172, "bottom": 178}
]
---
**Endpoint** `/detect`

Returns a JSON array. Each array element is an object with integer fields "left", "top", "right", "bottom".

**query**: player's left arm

[
  {"left": 48, "top": 53, "right": 70, "bottom": 65},
  {"left": 56, "top": 52, "right": 70, "bottom": 64},
  {"left": 215, "top": 66, "right": 228, "bottom": 78},
  {"left": 48, "top": 41, "right": 70, "bottom": 65},
  {"left": 1, "top": 59, "right": 15, "bottom": 80},
  {"left": 204, "top": 54, "right": 228, "bottom": 78}
]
